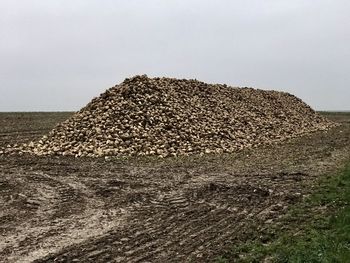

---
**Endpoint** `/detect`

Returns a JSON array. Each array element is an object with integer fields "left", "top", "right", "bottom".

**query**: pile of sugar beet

[{"left": 10, "top": 75, "right": 336, "bottom": 158}]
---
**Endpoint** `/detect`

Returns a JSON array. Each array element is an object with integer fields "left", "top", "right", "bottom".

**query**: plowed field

[{"left": 0, "top": 112, "right": 349, "bottom": 262}]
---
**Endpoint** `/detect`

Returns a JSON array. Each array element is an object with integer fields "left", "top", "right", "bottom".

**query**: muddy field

[{"left": 0, "top": 112, "right": 349, "bottom": 262}]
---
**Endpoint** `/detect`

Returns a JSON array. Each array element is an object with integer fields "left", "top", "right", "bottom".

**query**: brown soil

[{"left": 0, "top": 112, "right": 349, "bottom": 262}]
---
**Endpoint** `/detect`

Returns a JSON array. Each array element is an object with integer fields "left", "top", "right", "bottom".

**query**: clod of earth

[{"left": 8, "top": 75, "right": 335, "bottom": 157}]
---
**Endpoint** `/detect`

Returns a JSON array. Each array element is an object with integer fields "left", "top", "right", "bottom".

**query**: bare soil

[{"left": 0, "top": 112, "right": 349, "bottom": 262}]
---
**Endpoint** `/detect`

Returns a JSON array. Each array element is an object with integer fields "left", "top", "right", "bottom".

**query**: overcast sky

[{"left": 0, "top": 0, "right": 349, "bottom": 111}]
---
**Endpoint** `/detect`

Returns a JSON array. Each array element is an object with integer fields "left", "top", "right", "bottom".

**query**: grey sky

[{"left": 1, "top": 0, "right": 349, "bottom": 111}]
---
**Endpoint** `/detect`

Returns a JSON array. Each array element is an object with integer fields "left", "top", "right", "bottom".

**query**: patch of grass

[{"left": 218, "top": 163, "right": 350, "bottom": 263}]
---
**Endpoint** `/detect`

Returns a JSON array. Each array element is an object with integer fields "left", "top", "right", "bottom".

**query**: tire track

[
  {"left": 34, "top": 187, "right": 264, "bottom": 263},
  {"left": 0, "top": 169, "right": 128, "bottom": 263}
]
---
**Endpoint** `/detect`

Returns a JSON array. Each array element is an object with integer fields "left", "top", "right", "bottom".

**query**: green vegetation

[{"left": 218, "top": 163, "right": 350, "bottom": 263}]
